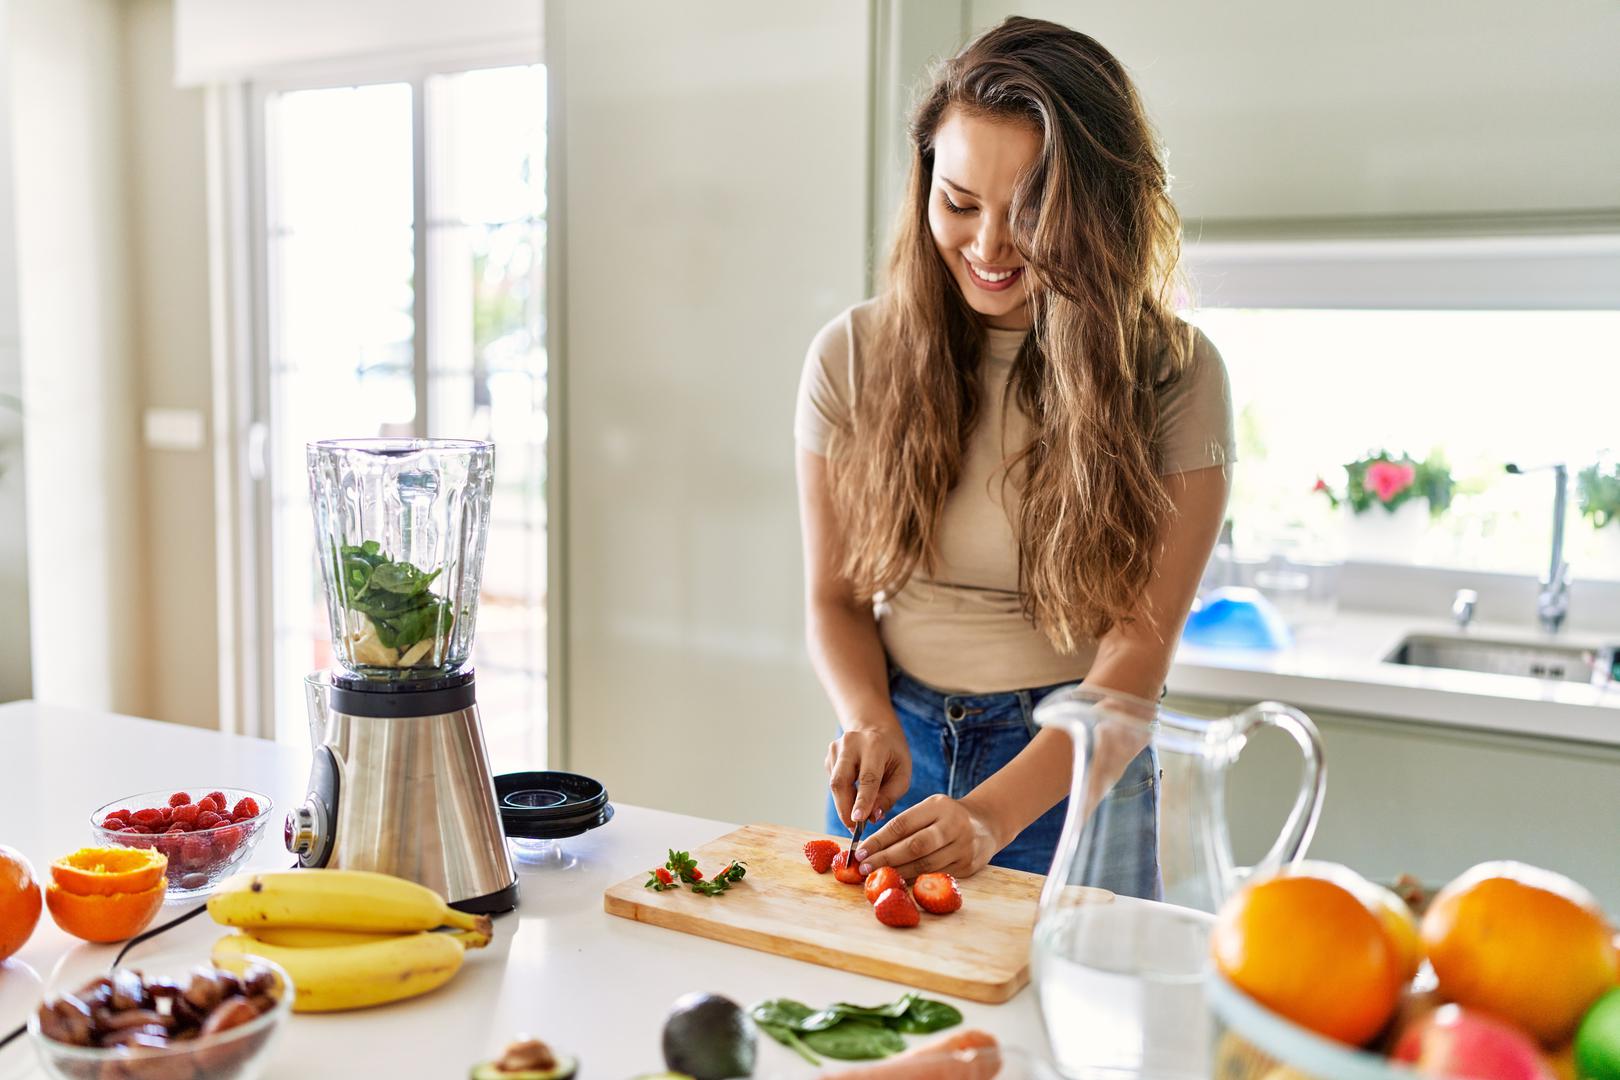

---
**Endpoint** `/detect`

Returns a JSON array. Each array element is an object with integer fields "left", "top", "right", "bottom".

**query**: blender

[{"left": 284, "top": 438, "right": 518, "bottom": 913}]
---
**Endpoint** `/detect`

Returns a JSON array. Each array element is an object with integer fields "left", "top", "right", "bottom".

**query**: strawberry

[
  {"left": 831, "top": 850, "right": 865, "bottom": 885},
  {"left": 872, "top": 886, "right": 920, "bottom": 928},
  {"left": 655, "top": 867, "right": 675, "bottom": 886},
  {"left": 864, "top": 866, "right": 904, "bottom": 905},
  {"left": 803, "top": 839, "right": 840, "bottom": 874},
  {"left": 913, "top": 872, "right": 963, "bottom": 915}
]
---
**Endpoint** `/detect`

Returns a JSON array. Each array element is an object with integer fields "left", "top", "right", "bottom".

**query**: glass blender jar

[
  {"left": 290, "top": 438, "right": 516, "bottom": 912},
  {"left": 309, "top": 438, "right": 493, "bottom": 679}
]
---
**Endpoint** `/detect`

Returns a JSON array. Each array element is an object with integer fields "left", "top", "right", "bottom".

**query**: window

[
  {"left": 1185, "top": 306, "right": 1620, "bottom": 581},
  {"left": 260, "top": 64, "right": 547, "bottom": 767}
]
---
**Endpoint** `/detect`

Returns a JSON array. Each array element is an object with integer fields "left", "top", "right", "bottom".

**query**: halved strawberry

[
  {"left": 831, "top": 850, "right": 865, "bottom": 885},
  {"left": 873, "top": 886, "right": 920, "bottom": 928},
  {"left": 913, "top": 872, "right": 962, "bottom": 915},
  {"left": 803, "top": 839, "right": 840, "bottom": 874},
  {"left": 864, "top": 866, "right": 904, "bottom": 905}
]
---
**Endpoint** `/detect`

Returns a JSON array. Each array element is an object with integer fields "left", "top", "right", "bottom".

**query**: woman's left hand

[{"left": 853, "top": 793, "right": 1004, "bottom": 879}]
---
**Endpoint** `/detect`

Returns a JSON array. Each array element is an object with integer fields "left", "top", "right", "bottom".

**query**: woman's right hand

[{"left": 826, "top": 721, "right": 912, "bottom": 830}]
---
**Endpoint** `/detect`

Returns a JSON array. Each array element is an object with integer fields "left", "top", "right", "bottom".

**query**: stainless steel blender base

[{"left": 290, "top": 672, "right": 517, "bottom": 912}]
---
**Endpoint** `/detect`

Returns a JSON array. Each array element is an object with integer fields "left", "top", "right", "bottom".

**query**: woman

[{"left": 793, "top": 17, "right": 1233, "bottom": 896}]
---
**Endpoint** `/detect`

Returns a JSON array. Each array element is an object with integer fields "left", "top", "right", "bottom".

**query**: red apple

[{"left": 1393, "top": 1004, "right": 1556, "bottom": 1080}]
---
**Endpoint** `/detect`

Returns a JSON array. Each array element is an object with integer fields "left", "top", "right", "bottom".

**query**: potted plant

[
  {"left": 1577, "top": 460, "right": 1620, "bottom": 531},
  {"left": 1314, "top": 450, "right": 1454, "bottom": 563}
]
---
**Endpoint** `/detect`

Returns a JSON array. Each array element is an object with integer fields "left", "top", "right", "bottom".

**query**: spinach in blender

[{"left": 337, "top": 541, "right": 452, "bottom": 664}]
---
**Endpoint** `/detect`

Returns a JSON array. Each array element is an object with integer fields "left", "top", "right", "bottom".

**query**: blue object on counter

[{"left": 1181, "top": 586, "right": 1293, "bottom": 651}]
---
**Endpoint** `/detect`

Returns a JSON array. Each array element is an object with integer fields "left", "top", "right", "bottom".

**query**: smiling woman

[{"left": 795, "top": 17, "right": 1234, "bottom": 892}]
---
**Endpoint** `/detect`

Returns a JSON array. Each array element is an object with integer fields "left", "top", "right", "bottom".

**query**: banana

[
  {"left": 243, "top": 926, "right": 407, "bottom": 949},
  {"left": 207, "top": 869, "right": 493, "bottom": 939},
  {"left": 213, "top": 928, "right": 487, "bottom": 1012}
]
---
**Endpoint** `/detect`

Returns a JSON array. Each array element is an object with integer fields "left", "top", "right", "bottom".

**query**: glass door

[{"left": 258, "top": 65, "right": 548, "bottom": 767}]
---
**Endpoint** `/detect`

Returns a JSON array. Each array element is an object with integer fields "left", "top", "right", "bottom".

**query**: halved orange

[
  {"left": 45, "top": 879, "right": 166, "bottom": 943},
  {"left": 50, "top": 847, "right": 167, "bottom": 896}
]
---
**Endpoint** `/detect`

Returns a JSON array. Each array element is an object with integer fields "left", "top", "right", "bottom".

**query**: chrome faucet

[
  {"left": 1505, "top": 462, "right": 1571, "bottom": 633},
  {"left": 1451, "top": 588, "right": 1478, "bottom": 630}
]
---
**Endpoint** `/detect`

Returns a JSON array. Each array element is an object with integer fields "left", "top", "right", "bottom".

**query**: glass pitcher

[
  {"left": 308, "top": 438, "right": 494, "bottom": 680},
  {"left": 1029, "top": 687, "right": 1325, "bottom": 1080}
]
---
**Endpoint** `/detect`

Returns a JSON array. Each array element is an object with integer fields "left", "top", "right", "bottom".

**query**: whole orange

[
  {"left": 45, "top": 880, "right": 165, "bottom": 943},
  {"left": 1422, "top": 861, "right": 1617, "bottom": 1046},
  {"left": 0, "top": 845, "right": 43, "bottom": 962},
  {"left": 1284, "top": 861, "right": 1422, "bottom": 983},
  {"left": 1213, "top": 874, "right": 1403, "bottom": 1045}
]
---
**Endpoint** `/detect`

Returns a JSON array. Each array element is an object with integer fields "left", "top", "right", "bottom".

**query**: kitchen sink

[{"left": 1385, "top": 633, "right": 1605, "bottom": 684}]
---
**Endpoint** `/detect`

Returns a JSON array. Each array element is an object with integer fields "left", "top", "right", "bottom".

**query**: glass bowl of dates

[
  {"left": 91, "top": 788, "right": 274, "bottom": 899},
  {"left": 28, "top": 960, "right": 292, "bottom": 1080}
]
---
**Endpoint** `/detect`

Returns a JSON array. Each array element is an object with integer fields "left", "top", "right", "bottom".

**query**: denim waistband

[{"left": 889, "top": 664, "right": 1079, "bottom": 727}]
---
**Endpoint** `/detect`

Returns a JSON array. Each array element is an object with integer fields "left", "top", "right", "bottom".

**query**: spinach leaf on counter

[
  {"left": 801, "top": 1020, "right": 905, "bottom": 1060},
  {"left": 893, "top": 997, "right": 963, "bottom": 1033},
  {"left": 747, "top": 991, "right": 959, "bottom": 1064}
]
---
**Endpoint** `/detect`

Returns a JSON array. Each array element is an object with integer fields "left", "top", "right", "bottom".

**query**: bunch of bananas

[{"left": 207, "top": 869, "right": 495, "bottom": 1013}]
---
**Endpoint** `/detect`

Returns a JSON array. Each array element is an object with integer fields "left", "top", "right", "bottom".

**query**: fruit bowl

[
  {"left": 91, "top": 788, "right": 273, "bottom": 899},
  {"left": 28, "top": 954, "right": 292, "bottom": 1080},
  {"left": 1208, "top": 971, "right": 1423, "bottom": 1080}
]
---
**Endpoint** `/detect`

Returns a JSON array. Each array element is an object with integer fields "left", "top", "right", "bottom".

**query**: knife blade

[{"left": 847, "top": 815, "right": 867, "bottom": 868}]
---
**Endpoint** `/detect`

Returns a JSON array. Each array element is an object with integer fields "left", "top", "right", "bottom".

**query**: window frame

[{"left": 1180, "top": 231, "right": 1620, "bottom": 628}]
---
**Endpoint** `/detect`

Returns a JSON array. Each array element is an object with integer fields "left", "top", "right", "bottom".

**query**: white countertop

[
  {"left": 1169, "top": 610, "right": 1620, "bottom": 745},
  {"left": 0, "top": 702, "right": 1053, "bottom": 1080}
]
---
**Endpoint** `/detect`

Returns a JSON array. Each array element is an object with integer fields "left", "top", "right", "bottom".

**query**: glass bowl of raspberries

[{"left": 90, "top": 788, "right": 274, "bottom": 899}]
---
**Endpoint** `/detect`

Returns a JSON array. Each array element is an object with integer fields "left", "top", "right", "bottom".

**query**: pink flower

[{"left": 1366, "top": 460, "right": 1416, "bottom": 503}]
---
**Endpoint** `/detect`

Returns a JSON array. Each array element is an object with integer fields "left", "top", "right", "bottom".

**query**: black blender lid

[{"left": 495, "top": 771, "right": 613, "bottom": 840}]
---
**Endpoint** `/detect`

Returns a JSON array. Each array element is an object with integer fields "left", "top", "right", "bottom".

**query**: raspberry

[
  {"left": 171, "top": 803, "right": 200, "bottom": 826},
  {"left": 119, "top": 825, "right": 149, "bottom": 835},
  {"left": 101, "top": 816, "right": 128, "bottom": 831},
  {"left": 130, "top": 808, "right": 163, "bottom": 826},
  {"left": 181, "top": 837, "right": 211, "bottom": 866},
  {"left": 204, "top": 791, "right": 228, "bottom": 810},
  {"left": 166, "top": 824, "right": 186, "bottom": 833},
  {"left": 230, "top": 797, "right": 261, "bottom": 820},
  {"left": 214, "top": 825, "right": 243, "bottom": 857},
  {"left": 168, "top": 791, "right": 191, "bottom": 807},
  {"left": 196, "top": 811, "right": 224, "bottom": 830},
  {"left": 158, "top": 806, "right": 174, "bottom": 824},
  {"left": 110, "top": 809, "right": 133, "bottom": 820}
]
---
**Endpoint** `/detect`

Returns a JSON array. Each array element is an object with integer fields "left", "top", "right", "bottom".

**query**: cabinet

[{"left": 1167, "top": 694, "right": 1620, "bottom": 910}]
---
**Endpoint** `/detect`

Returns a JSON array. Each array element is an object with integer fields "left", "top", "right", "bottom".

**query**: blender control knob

[{"left": 285, "top": 801, "right": 321, "bottom": 859}]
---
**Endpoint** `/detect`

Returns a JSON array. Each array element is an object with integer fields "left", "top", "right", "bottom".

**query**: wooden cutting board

[{"left": 603, "top": 822, "right": 1059, "bottom": 1003}]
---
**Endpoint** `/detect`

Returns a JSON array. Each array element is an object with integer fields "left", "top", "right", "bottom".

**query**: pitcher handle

[{"left": 1230, "top": 701, "right": 1325, "bottom": 878}]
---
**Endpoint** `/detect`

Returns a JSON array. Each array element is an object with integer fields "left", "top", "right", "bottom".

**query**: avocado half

[{"left": 469, "top": 1055, "right": 578, "bottom": 1080}]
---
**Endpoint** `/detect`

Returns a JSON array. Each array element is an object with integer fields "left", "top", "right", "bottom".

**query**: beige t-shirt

[{"left": 795, "top": 298, "right": 1235, "bottom": 695}]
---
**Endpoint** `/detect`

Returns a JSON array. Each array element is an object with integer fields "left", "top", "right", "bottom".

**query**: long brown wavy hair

[{"left": 826, "top": 16, "right": 1195, "bottom": 653}]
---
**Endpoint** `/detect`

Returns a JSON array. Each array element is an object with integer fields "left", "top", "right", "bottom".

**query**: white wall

[
  {"left": 10, "top": 0, "right": 148, "bottom": 714},
  {"left": 125, "top": 0, "right": 218, "bottom": 728},
  {"left": 0, "top": 0, "right": 34, "bottom": 703},
  {"left": 959, "top": 0, "right": 1620, "bottom": 225},
  {"left": 555, "top": 1, "right": 872, "bottom": 829}
]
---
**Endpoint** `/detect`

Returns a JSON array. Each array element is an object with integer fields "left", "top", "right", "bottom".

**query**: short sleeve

[
  {"left": 794, "top": 308, "right": 857, "bottom": 456},
  {"left": 1155, "top": 327, "right": 1236, "bottom": 475}
]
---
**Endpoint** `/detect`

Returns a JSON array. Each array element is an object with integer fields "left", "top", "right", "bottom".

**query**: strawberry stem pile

[{"left": 644, "top": 850, "right": 747, "bottom": 897}]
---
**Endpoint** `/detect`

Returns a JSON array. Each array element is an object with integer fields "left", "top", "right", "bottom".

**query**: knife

[{"left": 847, "top": 811, "right": 867, "bottom": 869}]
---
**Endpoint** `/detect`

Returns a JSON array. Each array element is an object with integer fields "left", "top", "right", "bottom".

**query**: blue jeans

[{"left": 825, "top": 666, "right": 1162, "bottom": 900}]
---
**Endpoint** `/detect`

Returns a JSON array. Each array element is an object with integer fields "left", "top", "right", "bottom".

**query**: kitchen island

[{"left": 0, "top": 701, "right": 1054, "bottom": 1079}]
